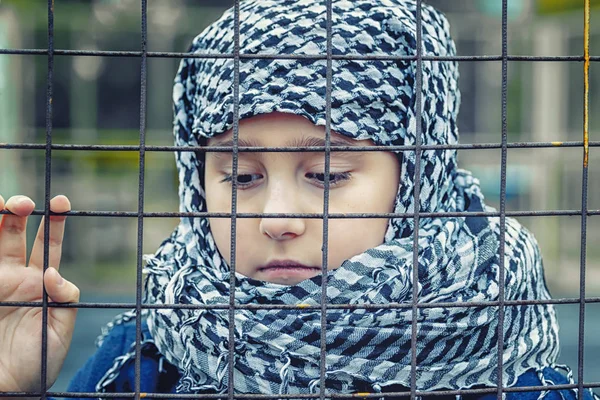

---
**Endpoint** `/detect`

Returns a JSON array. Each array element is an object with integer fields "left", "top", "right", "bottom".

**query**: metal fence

[{"left": 0, "top": 0, "right": 598, "bottom": 399}]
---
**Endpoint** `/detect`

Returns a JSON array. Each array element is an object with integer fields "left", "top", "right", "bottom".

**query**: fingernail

[{"left": 16, "top": 196, "right": 34, "bottom": 207}]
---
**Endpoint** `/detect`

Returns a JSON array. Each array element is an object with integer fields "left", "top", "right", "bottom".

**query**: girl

[{"left": 0, "top": 0, "right": 597, "bottom": 398}]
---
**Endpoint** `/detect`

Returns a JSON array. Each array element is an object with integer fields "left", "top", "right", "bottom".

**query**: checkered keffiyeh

[{"left": 96, "top": 0, "right": 577, "bottom": 396}]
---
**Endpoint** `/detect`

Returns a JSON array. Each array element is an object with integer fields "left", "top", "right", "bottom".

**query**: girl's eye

[
  {"left": 220, "top": 173, "right": 263, "bottom": 188},
  {"left": 306, "top": 172, "right": 351, "bottom": 187}
]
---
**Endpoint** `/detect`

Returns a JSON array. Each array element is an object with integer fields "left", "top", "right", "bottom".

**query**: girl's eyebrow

[
  {"left": 207, "top": 135, "right": 363, "bottom": 149},
  {"left": 206, "top": 135, "right": 367, "bottom": 162}
]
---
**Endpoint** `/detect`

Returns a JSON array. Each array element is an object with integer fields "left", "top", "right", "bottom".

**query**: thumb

[
  {"left": 42, "top": 267, "right": 80, "bottom": 388},
  {"left": 44, "top": 267, "right": 80, "bottom": 304}
]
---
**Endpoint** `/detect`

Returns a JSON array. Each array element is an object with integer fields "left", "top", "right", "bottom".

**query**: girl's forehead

[{"left": 206, "top": 112, "right": 377, "bottom": 148}]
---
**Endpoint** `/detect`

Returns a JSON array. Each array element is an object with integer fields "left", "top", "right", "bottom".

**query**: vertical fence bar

[
  {"left": 496, "top": 1, "right": 509, "bottom": 399},
  {"left": 134, "top": 0, "right": 149, "bottom": 398},
  {"left": 319, "top": 0, "right": 334, "bottom": 398},
  {"left": 228, "top": 0, "right": 241, "bottom": 397},
  {"left": 577, "top": 0, "right": 591, "bottom": 397},
  {"left": 40, "top": 0, "right": 55, "bottom": 398},
  {"left": 410, "top": 1, "right": 423, "bottom": 398}
]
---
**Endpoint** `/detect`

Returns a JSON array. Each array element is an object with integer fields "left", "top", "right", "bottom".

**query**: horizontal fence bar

[
  {"left": 1, "top": 297, "right": 599, "bottom": 310},
  {"left": 1, "top": 48, "right": 600, "bottom": 62},
  {"left": 2, "top": 382, "right": 599, "bottom": 399},
  {"left": 1, "top": 141, "right": 600, "bottom": 152},
  {"left": 1, "top": 210, "right": 599, "bottom": 218}
]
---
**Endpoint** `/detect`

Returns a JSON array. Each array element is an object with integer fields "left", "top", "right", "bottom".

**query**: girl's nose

[{"left": 259, "top": 184, "right": 306, "bottom": 240}]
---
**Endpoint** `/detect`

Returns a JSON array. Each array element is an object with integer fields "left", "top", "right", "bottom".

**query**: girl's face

[{"left": 205, "top": 113, "right": 400, "bottom": 285}]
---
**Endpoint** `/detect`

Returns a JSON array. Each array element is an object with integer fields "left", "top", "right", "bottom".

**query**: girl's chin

[{"left": 256, "top": 266, "right": 323, "bottom": 285}]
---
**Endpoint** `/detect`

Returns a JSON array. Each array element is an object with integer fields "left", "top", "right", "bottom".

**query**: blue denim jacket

[{"left": 67, "top": 321, "right": 597, "bottom": 400}]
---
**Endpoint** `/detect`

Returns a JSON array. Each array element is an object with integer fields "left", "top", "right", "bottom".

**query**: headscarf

[{"left": 98, "top": 0, "right": 565, "bottom": 395}]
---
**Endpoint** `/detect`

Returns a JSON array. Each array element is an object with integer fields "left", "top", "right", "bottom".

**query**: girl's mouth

[{"left": 257, "top": 260, "right": 322, "bottom": 284}]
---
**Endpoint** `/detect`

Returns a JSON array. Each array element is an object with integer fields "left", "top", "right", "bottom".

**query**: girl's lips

[
  {"left": 258, "top": 260, "right": 318, "bottom": 270},
  {"left": 257, "top": 260, "right": 322, "bottom": 283}
]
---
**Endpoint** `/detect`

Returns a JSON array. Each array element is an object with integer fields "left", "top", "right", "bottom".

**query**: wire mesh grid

[{"left": 0, "top": 0, "right": 599, "bottom": 399}]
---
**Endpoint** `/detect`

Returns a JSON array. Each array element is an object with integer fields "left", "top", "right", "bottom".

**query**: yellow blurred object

[{"left": 537, "top": 0, "right": 600, "bottom": 14}]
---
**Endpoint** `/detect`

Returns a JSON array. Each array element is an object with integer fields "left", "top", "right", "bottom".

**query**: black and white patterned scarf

[{"left": 98, "top": 0, "right": 567, "bottom": 395}]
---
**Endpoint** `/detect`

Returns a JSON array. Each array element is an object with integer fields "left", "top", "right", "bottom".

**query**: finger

[
  {"left": 44, "top": 267, "right": 80, "bottom": 303},
  {"left": 29, "top": 195, "right": 71, "bottom": 270},
  {"left": 44, "top": 267, "right": 80, "bottom": 343},
  {"left": 0, "top": 195, "right": 35, "bottom": 266}
]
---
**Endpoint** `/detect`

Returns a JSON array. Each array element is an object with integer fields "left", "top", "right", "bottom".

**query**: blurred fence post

[
  {"left": 0, "top": 8, "right": 21, "bottom": 196},
  {"left": 530, "top": 20, "right": 567, "bottom": 283}
]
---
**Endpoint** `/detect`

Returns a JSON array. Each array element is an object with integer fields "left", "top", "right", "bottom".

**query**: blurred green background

[{"left": 0, "top": 0, "right": 598, "bottom": 391}]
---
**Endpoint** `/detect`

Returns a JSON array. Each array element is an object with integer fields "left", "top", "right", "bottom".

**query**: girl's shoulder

[
  {"left": 470, "top": 367, "right": 598, "bottom": 400},
  {"left": 67, "top": 319, "right": 180, "bottom": 394}
]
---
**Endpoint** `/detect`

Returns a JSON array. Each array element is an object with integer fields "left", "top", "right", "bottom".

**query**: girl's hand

[{"left": 0, "top": 195, "right": 80, "bottom": 394}]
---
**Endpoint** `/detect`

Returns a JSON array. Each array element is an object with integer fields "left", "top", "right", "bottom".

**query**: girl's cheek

[
  {"left": 205, "top": 179, "right": 233, "bottom": 213},
  {"left": 207, "top": 218, "right": 229, "bottom": 261}
]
